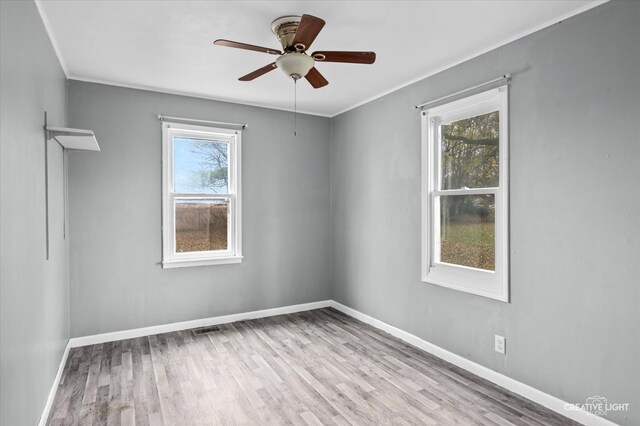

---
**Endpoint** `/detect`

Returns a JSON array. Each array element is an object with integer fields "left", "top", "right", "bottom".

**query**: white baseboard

[
  {"left": 38, "top": 339, "right": 71, "bottom": 426},
  {"left": 329, "top": 301, "right": 617, "bottom": 426},
  {"left": 69, "top": 300, "right": 332, "bottom": 348}
]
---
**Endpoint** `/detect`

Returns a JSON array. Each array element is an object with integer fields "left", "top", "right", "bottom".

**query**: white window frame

[
  {"left": 421, "top": 86, "right": 509, "bottom": 302},
  {"left": 162, "top": 121, "right": 242, "bottom": 268}
]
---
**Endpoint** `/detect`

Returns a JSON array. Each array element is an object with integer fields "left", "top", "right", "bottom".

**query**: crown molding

[{"left": 34, "top": 0, "right": 69, "bottom": 78}]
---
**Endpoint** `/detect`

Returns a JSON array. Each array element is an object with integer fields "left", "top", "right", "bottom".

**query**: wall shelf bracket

[{"left": 43, "top": 119, "right": 100, "bottom": 260}]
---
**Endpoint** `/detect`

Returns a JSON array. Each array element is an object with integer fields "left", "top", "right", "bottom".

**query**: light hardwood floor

[{"left": 48, "top": 308, "right": 578, "bottom": 425}]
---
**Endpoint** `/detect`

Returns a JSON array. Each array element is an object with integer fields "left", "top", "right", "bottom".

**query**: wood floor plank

[{"left": 47, "top": 308, "right": 579, "bottom": 425}]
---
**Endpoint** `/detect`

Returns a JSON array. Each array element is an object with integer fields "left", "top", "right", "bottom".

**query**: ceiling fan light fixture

[{"left": 275, "top": 52, "right": 315, "bottom": 80}]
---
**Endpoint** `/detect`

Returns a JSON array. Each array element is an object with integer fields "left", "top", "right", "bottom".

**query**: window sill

[
  {"left": 162, "top": 256, "right": 243, "bottom": 269},
  {"left": 422, "top": 273, "right": 509, "bottom": 303}
]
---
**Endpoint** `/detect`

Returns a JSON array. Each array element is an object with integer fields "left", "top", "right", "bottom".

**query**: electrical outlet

[{"left": 495, "top": 335, "right": 506, "bottom": 354}]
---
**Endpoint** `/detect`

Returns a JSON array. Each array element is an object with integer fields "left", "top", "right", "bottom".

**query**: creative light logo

[{"left": 565, "top": 395, "right": 629, "bottom": 417}]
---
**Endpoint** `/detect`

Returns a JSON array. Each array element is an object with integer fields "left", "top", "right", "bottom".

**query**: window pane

[
  {"left": 175, "top": 199, "right": 228, "bottom": 253},
  {"left": 173, "top": 137, "right": 228, "bottom": 194},
  {"left": 440, "top": 111, "right": 499, "bottom": 190},
  {"left": 439, "top": 194, "right": 495, "bottom": 271}
]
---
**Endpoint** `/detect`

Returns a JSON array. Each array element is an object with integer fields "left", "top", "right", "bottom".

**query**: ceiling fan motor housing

[{"left": 271, "top": 15, "right": 302, "bottom": 51}]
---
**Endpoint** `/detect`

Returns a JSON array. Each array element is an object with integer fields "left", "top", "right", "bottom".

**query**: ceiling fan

[{"left": 214, "top": 14, "right": 376, "bottom": 89}]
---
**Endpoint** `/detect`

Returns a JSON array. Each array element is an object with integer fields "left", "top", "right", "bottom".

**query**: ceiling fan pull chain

[{"left": 294, "top": 78, "right": 297, "bottom": 137}]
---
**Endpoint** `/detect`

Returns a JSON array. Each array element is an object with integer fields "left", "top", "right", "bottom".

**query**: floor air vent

[{"left": 192, "top": 325, "right": 221, "bottom": 335}]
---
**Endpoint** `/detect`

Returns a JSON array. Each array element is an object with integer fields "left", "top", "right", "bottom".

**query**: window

[
  {"left": 421, "top": 87, "right": 508, "bottom": 301},
  {"left": 162, "top": 122, "right": 241, "bottom": 268}
]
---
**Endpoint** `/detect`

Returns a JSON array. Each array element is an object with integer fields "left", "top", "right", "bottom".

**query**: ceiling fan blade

[
  {"left": 305, "top": 67, "right": 329, "bottom": 89},
  {"left": 312, "top": 51, "right": 376, "bottom": 64},
  {"left": 239, "top": 63, "right": 277, "bottom": 81},
  {"left": 291, "top": 14, "right": 325, "bottom": 51},
  {"left": 214, "top": 39, "right": 281, "bottom": 55}
]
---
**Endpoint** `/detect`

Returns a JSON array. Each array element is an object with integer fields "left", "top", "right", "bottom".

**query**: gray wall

[
  {"left": 0, "top": 1, "right": 70, "bottom": 425},
  {"left": 330, "top": 2, "right": 639, "bottom": 425},
  {"left": 67, "top": 81, "right": 331, "bottom": 337}
]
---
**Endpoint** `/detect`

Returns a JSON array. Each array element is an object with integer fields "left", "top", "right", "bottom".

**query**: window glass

[
  {"left": 440, "top": 111, "right": 499, "bottom": 190},
  {"left": 175, "top": 199, "right": 229, "bottom": 253},
  {"left": 439, "top": 194, "right": 495, "bottom": 271},
  {"left": 173, "top": 137, "right": 229, "bottom": 194}
]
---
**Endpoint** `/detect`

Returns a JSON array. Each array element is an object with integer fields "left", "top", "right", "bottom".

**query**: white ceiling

[{"left": 38, "top": 0, "right": 603, "bottom": 117}]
